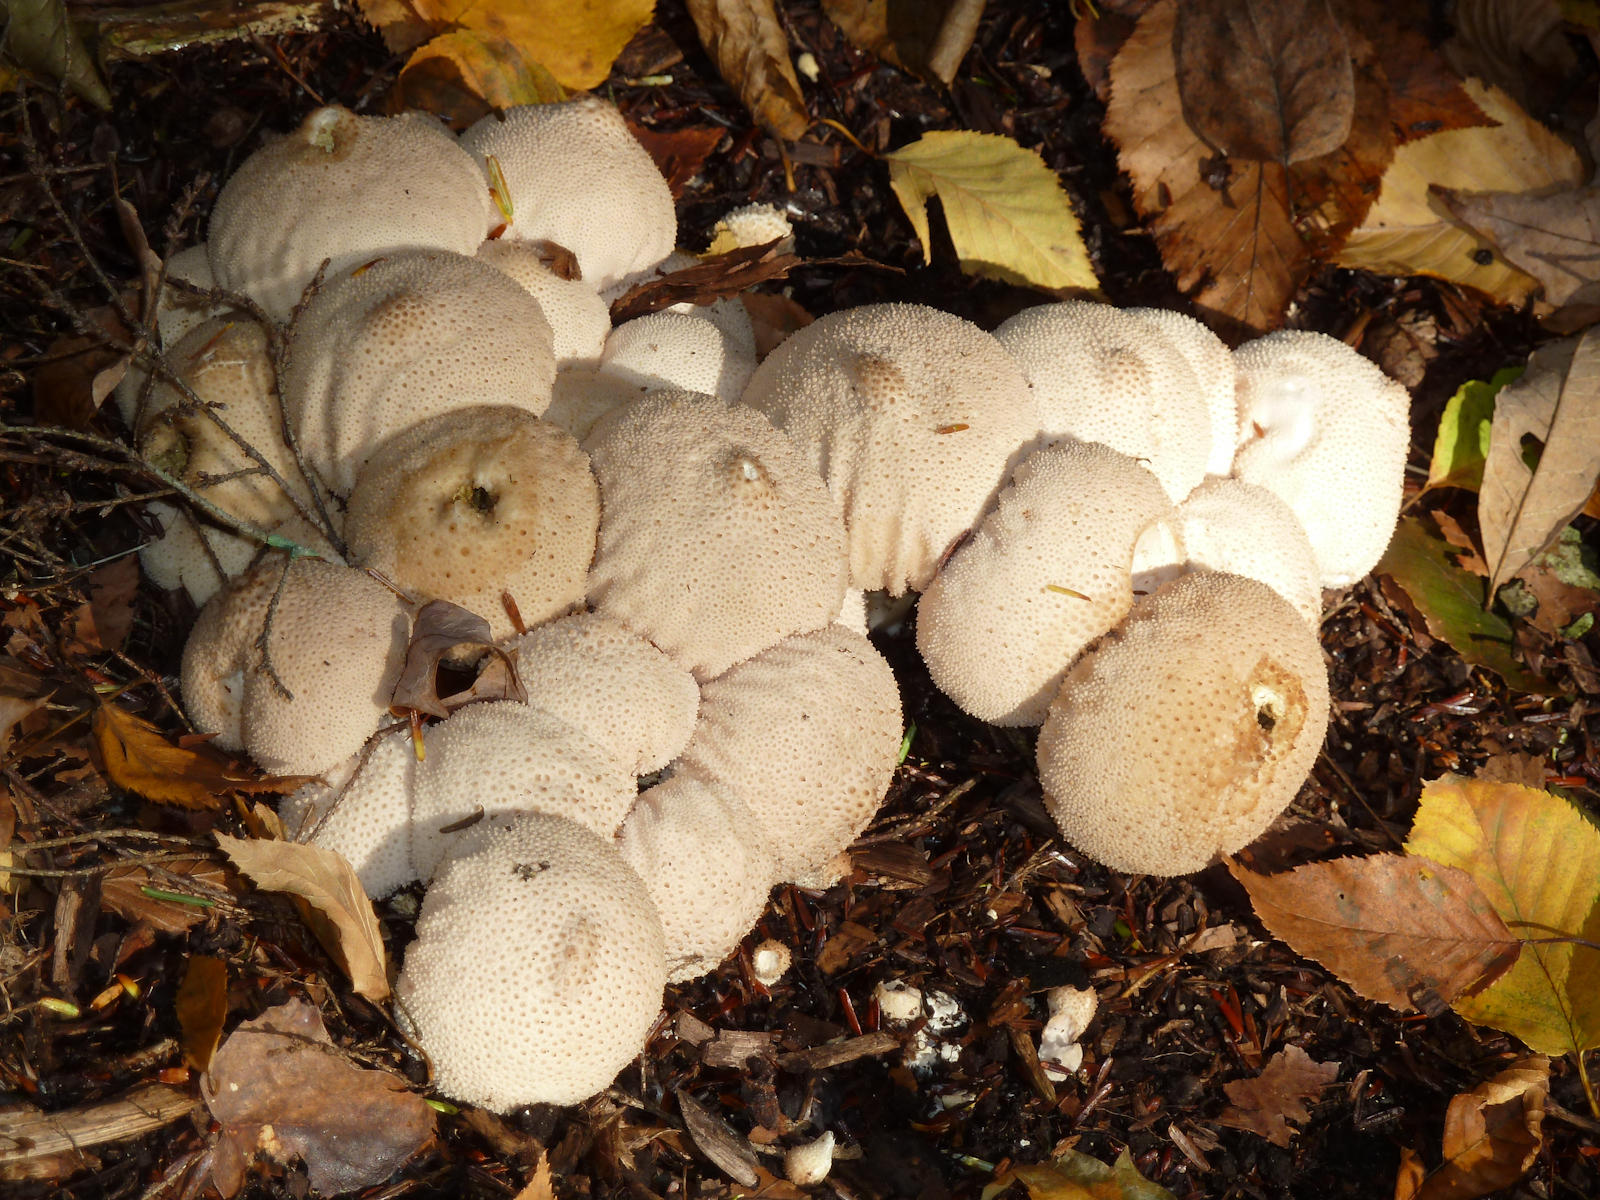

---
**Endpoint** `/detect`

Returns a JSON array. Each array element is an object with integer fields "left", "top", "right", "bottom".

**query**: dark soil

[{"left": 2, "top": 2, "right": 1598, "bottom": 1199}]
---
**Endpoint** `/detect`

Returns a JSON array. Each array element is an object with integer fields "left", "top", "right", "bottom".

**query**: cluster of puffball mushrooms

[{"left": 119, "top": 97, "right": 1411, "bottom": 1115}]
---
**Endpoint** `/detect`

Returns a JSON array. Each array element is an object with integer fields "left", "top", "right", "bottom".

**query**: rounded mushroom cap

[
  {"left": 994, "top": 300, "right": 1212, "bottom": 502},
  {"left": 281, "top": 249, "right": 556, "bottom": 496},
  {"left": 740, "top": 303, "right": 1040, "bottom": 594},
  {"left": 113, "top": 243, "right": 226, "bottom": 425},
  {"left": 706, "top": 202, "right": 794, "bottom": 254},
  {"left": 1231, "top": 331, "right": 1411, "bottom": 587},
  {"left": 475, "top": 238, "right": 611, "bottom": 366},
  {"left": 600, "top": 310, "right": 756, "bottom": 403},
  {"left": 1037, "top": 571, "right": 1330, "bottom": 876},
  {"left": 1127, "top": 307, "right": 1237, "bottom": 478},
  {"left": 617, "top": 774, "right": 779, "bottom": 982},
  {"left": 542, "top": 367, "right": 644, "bottom": 444},
  {"left": 182, "top": 558, "right": 410, "bottom": 775},
  {"left": 505, "top": 611, "right": 700, "bottom": 776},
  {"left": 583, "top": 390, "right": 848, "bottom": 681},
  {"left": 1176, "top": 477, "right": 1322, "bottom": 627},
  {"left": 395, "top": 811, "right": 667, "bottom": 1112},
  {"left": 671, "top": 624, "right": 902, "bottom": 882},
  {"left": 409, "top": 700, "right": 637, "bottom": 881},
  {"left": 917, "top": 440, "right": 1185, "bottom": 727},
  {"left": 208, "top": 106, "right": 492, "bottom": 322},
  {"left": 279, "top": 728, "right": 417, "bottom": 898},
  {"left": 141, "top": 504, "right": 333, "bottom": 610},
  {"left": 344, "top": 406, "right": 597, "bottom": 639},
  {"left": 460, "top": 98, "right": 676, "bottom": 294}
]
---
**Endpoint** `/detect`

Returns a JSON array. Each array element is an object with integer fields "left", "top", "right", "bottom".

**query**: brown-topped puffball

[
  {"left": 916, "top": 440, "right": 1185, "bottom": 727},
  {"left": 671, "top": 624, "right": 902, "bottom": 883},
  {"left": 994, "top": 300, "right": 1213, "bottom": 503},
  {"left": 343, "top": 406, "right": 597, "bottom": 640},
  {"left": 460, "top": 98, "right": 676, "bottom": 295},
  {"left": 394, "top": 811, "right": 667, "bottom": 1111},
  {"left": 505, "top": 611, "right": 700, "bottom": 777},
  {"left": 583, "top": 390, "right": 848, "bottom": 681},
  {"left": 180, "top": 558, "right": 410, "bottom": 776},
  {"left": 208, "top": 106, "right": 492, "bottom": 322},
  {"left": 740, "top": 303, "right": 1039, "bottom": 595},
  {"left": 1037, "top": 571, "right": 1330, "bottom": 876},
  {"left": 280, "top": 249, "right": 555, "bottom": 496}
]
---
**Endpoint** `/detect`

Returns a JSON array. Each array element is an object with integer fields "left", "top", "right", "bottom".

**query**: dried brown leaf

[
  {"left": 214, "top": 834, "right": 389, "bottom": 1001},
  {"left": 1440, "top": 181, "right": 1600, "bottom": 311},
  {"left": 1477, "top": 331, "right": 1600, "bottom": 593},
  {"left": 92, "top": 702, "right": 306, "bottom": 810},
  {"left": 627, "top": 124, "right": 726, "bottom": 198},
  {"left": 176, "top": 955, "right": 228, "bottom": 1072},
  {"left": 392, "top": 29, "right": 565, "bottom": 130},
  {"left": 1339, "top": 0, "right": 1491, "bottom": 143},
  {"left": 822, "top": 0, "right": 985, "bottom": 85},
  {"left": 390, "top": 599, "right": 527, "bottom": 719},
  {"left": 201, "top": 997, "right": 433, "bottom": 1197},
  {"left": 1230, "top": 854, "right": 1520, "bottom": 1012},
  {"left": 101, "top": 857, "right": 229, "bottom": 933},
  {"left": 513, "top": 1151, "right": 556, "bottom": 1200},
  {"left": 609, "top": 240, "right": 803, "bottom": 325},
  {"left": 1217, "top": 1044, "right": 1340, "bottom": 1146},
  {"left": 1395, "top": 1057, "right": 1549, "bottom": 1200},
  {"left": 1173, "top": 0, "right": 1354, "bottom": 163},
  {"left": 686, "top": 0, "right": 810, "bottom": 141},
  {"left": 64, "top": 556, "right": 139, "bottom": 656},
  {"left": 739, "top": 291, "right": 814, "bottom": 358}
]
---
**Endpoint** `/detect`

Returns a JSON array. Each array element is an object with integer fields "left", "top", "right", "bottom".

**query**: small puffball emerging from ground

[
  {"left": 873, "top": 979, "right": 923, "bottom": 1025},
  {"left": 784, "top": 1131, "right": 835, "bottom": 1186},
  {"left": 1038, "top": 986, "right": 1098, "bottom": 1081},
  {"left": 751, "top": 939, "right": 791, "bottom": 987}
]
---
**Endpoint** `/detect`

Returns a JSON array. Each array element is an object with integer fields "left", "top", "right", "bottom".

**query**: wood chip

[
  {"left": 776, "top": 1031, "right": 902, "bottom": 1073},
  {"left": 676, "top": 1088, "right": 759, "bottom": 1187},
  {"left": 0, "top": 1083, "right": 195, "bottom": 1182},
  {"left": 702, "top": 1029, "right": 779, "bottom": 1069}
]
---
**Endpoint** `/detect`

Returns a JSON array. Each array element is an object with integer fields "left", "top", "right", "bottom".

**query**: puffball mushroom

[
  {"left": 617, "top": 774, "right": 779, "bottom": 982},
  {"left": 180, "top": 558, "right": 410, "bottom": 775},
  {"left": 505, "top": 611, "right": 700, "bottom": 776},
  {"left": 1037, "top": 571, "right": 1331, "bottom": 876},
  {"left": 208, "top": 106, "right": 493, "bottom": 322},
  {"left": 1175, "top": 477, "right": 1323, "bottom": 628},
  {"left": 113, "top": 243, "right": 227, "bottom": 426},
  {"left": 344, "top": 406, "right": 598, "bottom": 639},
  {"left": 460, "top": 98, "right": 676, "bottom": 294},
  {"left": 600, "top": 310, "right": 756, "bottom": 403},
  {"left": 671, "top": 624, "right": 902, "bottom": 883},
  {"left": 1127, "top": 307, "right": 1238, "bottom": 479},
  {"left": 137, "top": 317, "right": 334, "bottom": 606},
  {"left": 409, "top": 700, "right": 637, "bottom": 881},
  {"left": 741, "top": 303, "right": 1040, "bottom": 594},
  {"left": 280, "top": 249, "right": 556, "bottom": 496},
  {"left": 1231, "top": 330, "right": 1412, "bottom": 587},
  {"left": 916, "top": 440, "right": 1185, "bottom": 726},
  {"left": 541, "top": 367, "right": 643, "bottom": 444},
  {"left": 279, "top": 728, "right": 417, "bottom": 898},
  {"left": 394, "top": 811, "right": 667, "bottom": 1112},
  {"left": 475, "top": 239, "right": 610, "bottom": 366},
  {"left": 583, "top": 390, "right": 848, "bottom": 681},
  {"left": 994, "top": 300, "right": 1213, "bottom": 502}
]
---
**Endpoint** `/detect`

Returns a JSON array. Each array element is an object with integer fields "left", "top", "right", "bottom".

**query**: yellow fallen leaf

[
  {"left": 396, "top": 29, "right": 565, "bottom": 127},
  {"left": 1405, "top": 776, "right": 1600, "bottom": 1057},
  {"left": 979, "top": 1147, "right": 1177, "bottom": 1200},
  {"left": 1335, "top": 80, "right": 1581, "bottom": 305},
  {"left": 405, "top": 0, "right": 652, "bottom": 91},
  {"left": 215, "top": 833, "right": 390, "bottom": 1002},
  {"left": 884, "top": 130, "right": 1098, "bottom": 292}
]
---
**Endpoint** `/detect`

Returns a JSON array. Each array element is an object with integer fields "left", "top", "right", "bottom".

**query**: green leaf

[
  {"left": 884, "top": 131, "right": 1099, "bottom": 292},
  {"left": 1427, "top": 367, "right": 1522, "bottom": 491},
  {"left": 1376, "top": 515, "right": 1546, "bottom": 692}
]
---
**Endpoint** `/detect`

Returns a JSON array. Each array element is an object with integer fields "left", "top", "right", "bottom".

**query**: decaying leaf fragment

[
  {"left": 92, "top": 702, "right": 306, "bottom": 810},
  {"left": 822, "top": 0, "right": 986, "bottom": 85},
  {"left": 389, "top": 599, "right": 527, "bottom": 720},
  {"left": 393, "top": 30, "right": 565, "bottom": 127},
  {"left": 884, "top": 130, "right": 1098, "bottom": 291},
  {"left": 1395, "top": 1056, "right": 1550, "bottom": 1200},
  {"left": 978, "top": 1147, "right": 1178, "bottom": 1200},
  {"left": 1173, "top": 0, "right": 1353, "bottom": 163},
  {"left": 201, "top": 996, "right": 434, "bottom": 1197},
  {"left": 0, "top": 0, "right": 112, "bottom": 109},
  {"left": 1406, "top": 776, "right": 1600, "bottom": 1059},
  {"left": 608, "top": 239, "right": 804, "bottom": 325},
  {"left": 215, "top": 833, "right": 390, "bottom": 1002},
  {"left": 687, "top": 0, "right": 810, "bottom": 140},
  {"left": 1218, "top": 1044, "right": 1340, "bottom": 1146},
  {"left": 1477, "top": 330, "right": 1600, "bottom": 594},
  {"left": 176, "top": 955, "right": 228, "bottom": 1072},
  {"left": 1230, "top": 855, "right": 1520, "bottom": 1013}
]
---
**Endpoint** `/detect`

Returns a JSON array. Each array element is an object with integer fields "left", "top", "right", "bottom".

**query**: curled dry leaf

[
  {"left": 214, "top": 833, "right": 389, "bottom": 1002},
  {"left": 1173, "top": 0, "right": 1353, "bottom": 163},
  {"left": 92, "top": 701, "right": 308, "bottom": 810},
  {"left": 393, "top": 30, "right": 565, "bottom": 129},
  {"left": 883, "top": 130, "right": 1098, "bottom": 292},
  {"left": 389, "top": 599, "right": 527, "bottom": 720},
  {"left": 1406, "top": 776, "right": 1600, "bottom": 1058},
  {"left": 201, "top": 996, "right": 434, "bottom": 1198},
  {"left": 176, "top": 955, "right": 228, "bottom": 1072},
  {"left": 628, "top": 124, "right": 726, "bottom": 198},
  {"left": 608, "top": 239, "right": 803, "bottom": 324},
  {"left": 1395, "top": 1056, "right": 1550, "bottom": 1200},
  {"left": 978, "top": 1148, "right": 1178, "bottom": 1200},
  {"left": 1230, "top": 854, "right": 1520, "bottom": 1013},
  {"left": 1217, "top": 1044, "right": 1340, "bottom": 1147},
  {"left": 821, "top": 0, "right": 986, "bottom": 85},
  {"left": 687, "top": 0, "right": 810, "bottom": 141},
  {"left": 1477, "top": 330, "right": 1600, "bottom": 594}
]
